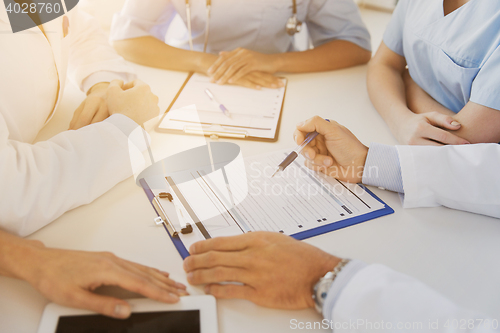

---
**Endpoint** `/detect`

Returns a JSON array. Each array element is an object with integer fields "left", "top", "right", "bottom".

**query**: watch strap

[{"left": 313, "top": 258, "right": 351, "bottom": 313}]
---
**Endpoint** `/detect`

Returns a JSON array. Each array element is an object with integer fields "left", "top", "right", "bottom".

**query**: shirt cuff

[
  {"left": 104, "top": 114, "right": 151, "bottom": 153},
  {"left": 362, "top": 143, "right": 404, "bottom": 193},
  {"left": 322, "top": 260, "right": 368, "bottom": 321},
  {"left": 82, "top": 71, "right": 131, "bottom": 94}
]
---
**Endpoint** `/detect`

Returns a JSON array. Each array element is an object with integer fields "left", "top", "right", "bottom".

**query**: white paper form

[
  {"left": 159, "top": 74, "right": 286, "bottom": 139},
  {"left": 163, "top": 149, "right": 385, "bottom": 252}
]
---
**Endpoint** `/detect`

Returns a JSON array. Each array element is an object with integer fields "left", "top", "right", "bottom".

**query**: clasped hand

[
  {"left": 70, "top": 80, "right": 160, "bottom": 130},
  {"left": 401, "top": 70, "right": 469, "bottom": 145},
  {"left": 207, "top": 48, "right": 284, "bottom": 90},
  {"left": 395, "top": 111, "right": 470, "bottom": 146}
]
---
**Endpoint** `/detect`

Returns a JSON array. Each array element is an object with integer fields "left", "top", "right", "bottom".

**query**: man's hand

[
  {"left": 183, "top": 231, "right": 340, "bottom": 310},
  {"left": 208, "top": 48, "right": 283, "bottom": 87},
  {"left": 294, "top": 116, "right": 369, "bottom": 183},
  {"left": 106, "top": 79, "right": 160, "bottom": 126},
  {"left": 70, "top": 82, "right": 111, "bottom": 130},
  {"left": 21, "top": 240, "right": 188, "bottom": 319}
]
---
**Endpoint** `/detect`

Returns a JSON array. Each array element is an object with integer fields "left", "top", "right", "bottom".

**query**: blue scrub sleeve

[
  {"left": 382, "top": 0, "right": 410, "bottom": 57},
  {"left": 305, "top": 0, "right": 371, "bottom": 51},
  {"left": 470, "top": 45, "right": 500, "bottom": 111}
]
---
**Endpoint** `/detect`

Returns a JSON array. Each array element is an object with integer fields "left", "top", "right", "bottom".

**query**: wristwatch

[{"left": 312, "top": 258, "right": 351, "bottom": 314}]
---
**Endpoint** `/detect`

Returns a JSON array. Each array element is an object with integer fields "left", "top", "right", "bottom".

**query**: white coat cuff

[
  {"left": 83, "top": 71, "right": 132, "bottom": 94},
  {"left": 322, "top": 260, "right": 368, "bottom": 321},
  {"left": 105, "top": 114, "right": 151, "bottom": 153},
  {"left": 362, "top": 143, "right": 404, "bottom": 193}
]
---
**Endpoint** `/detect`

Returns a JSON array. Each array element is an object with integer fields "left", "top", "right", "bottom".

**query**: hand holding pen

[
  {"left": 272, "top": 119, "right": 330, "bottom": 177},
  {"left": 273, "top": 117, "right": 369, "bottom": 184}
]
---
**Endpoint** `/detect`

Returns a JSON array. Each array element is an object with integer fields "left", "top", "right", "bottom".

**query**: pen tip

[{"left": 271, "top": 168, "right": 279, "bottom": 178}]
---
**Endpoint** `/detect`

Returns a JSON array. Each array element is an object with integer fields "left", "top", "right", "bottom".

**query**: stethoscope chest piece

[
  {"left": 286, "top": 14, "right": 302, "bottom": 36},
  {"left": 286, "top": 0, "right": 302, "bottom": 36}
]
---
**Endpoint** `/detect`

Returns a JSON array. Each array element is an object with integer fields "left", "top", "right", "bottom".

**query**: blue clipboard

[
  {"left": 140, "top": 179, "right": 394, "bottom": 260},
  {"left": 140, "top": 179, "right": 191, "bottom": 259},
  {"left": 290, "top": 184, "right": 394, "bottom": 240}
]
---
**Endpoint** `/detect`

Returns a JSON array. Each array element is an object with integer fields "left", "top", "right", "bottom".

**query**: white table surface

[{"left": 1, "top": 8, "right": 499, "bottom": 333}]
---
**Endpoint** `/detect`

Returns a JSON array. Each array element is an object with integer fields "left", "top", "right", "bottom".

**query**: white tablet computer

[{"left": 37, "top": 296, "right": 218, "bottom": 333}]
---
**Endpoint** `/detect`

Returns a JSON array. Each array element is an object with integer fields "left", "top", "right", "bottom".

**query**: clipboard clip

[
  {"left": 152, "top": 192, "right": 193, "bottom": 237},
  {"left": 184, "top": 126, "right": 248, "bottom": 139}
]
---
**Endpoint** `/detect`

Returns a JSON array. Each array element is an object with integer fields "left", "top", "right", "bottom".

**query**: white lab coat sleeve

[
  {"left": 322, "top": 260, "right": 369, "bottom": 320},
  {"left": 0, "top": 113, "right": 146, "bottom": 237},
  {"left": 397, "top": 144, "right": 500, "bottom": 218},
  {"left": 330, "top": 264, "right": 498, "bottom": 333},
  {"left": 67, "top": 8, "right": 136, "bottom": 92}
]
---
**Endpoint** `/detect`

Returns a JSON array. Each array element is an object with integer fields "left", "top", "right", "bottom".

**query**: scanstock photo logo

[{"left": 3, "top": 0, "right": 78, "bottom": 32}]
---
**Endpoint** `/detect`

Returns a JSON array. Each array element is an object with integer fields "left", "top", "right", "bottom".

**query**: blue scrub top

[{"left": 383, "top": 0, "right": 500, "bottom": 113}]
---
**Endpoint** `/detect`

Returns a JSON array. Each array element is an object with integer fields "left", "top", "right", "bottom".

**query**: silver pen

[{"left": 205, "top": 88, "right": 231, "bottom": 118}]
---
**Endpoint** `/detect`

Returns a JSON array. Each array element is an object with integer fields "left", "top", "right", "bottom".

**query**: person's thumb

[{"left": 426, "top": 112, "right": 462, "bottom": 131}]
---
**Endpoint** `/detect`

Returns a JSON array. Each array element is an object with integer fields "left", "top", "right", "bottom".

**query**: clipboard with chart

[
  {"left": 139, "top": 144, "right": 394, "bottom": 259},
  {"left": 156, "top": 73, "right": 287, "bottom": 142}
]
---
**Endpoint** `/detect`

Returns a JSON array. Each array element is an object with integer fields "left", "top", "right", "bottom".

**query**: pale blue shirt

[
  {"left": 110, "top": 0, "right": 371, "bottom": 54},
  {"left": 362, "top": 143, "right": 403, "bottom": 193},
  {"left": 383, "top": 0, "right": 500, "bottom": 113}
]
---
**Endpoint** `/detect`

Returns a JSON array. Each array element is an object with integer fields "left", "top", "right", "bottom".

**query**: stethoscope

[
  {"left": 185, "top": 0, "right": 303, "bottom": 52},
  {"left": 285, "top": 0, "right": 303, "bottom": 36}
]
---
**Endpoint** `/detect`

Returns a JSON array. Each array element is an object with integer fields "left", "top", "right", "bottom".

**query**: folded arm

[
  {"left": 404, "top": 72, "right": 500, "bottom": 144},
  {"left": 368, "top": 42, "right": 469, "bottom": 146}
]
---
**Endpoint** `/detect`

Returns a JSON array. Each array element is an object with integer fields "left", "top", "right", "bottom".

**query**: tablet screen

[{"left": 55, "top": 310, "right": 200, "bottom": 333}]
